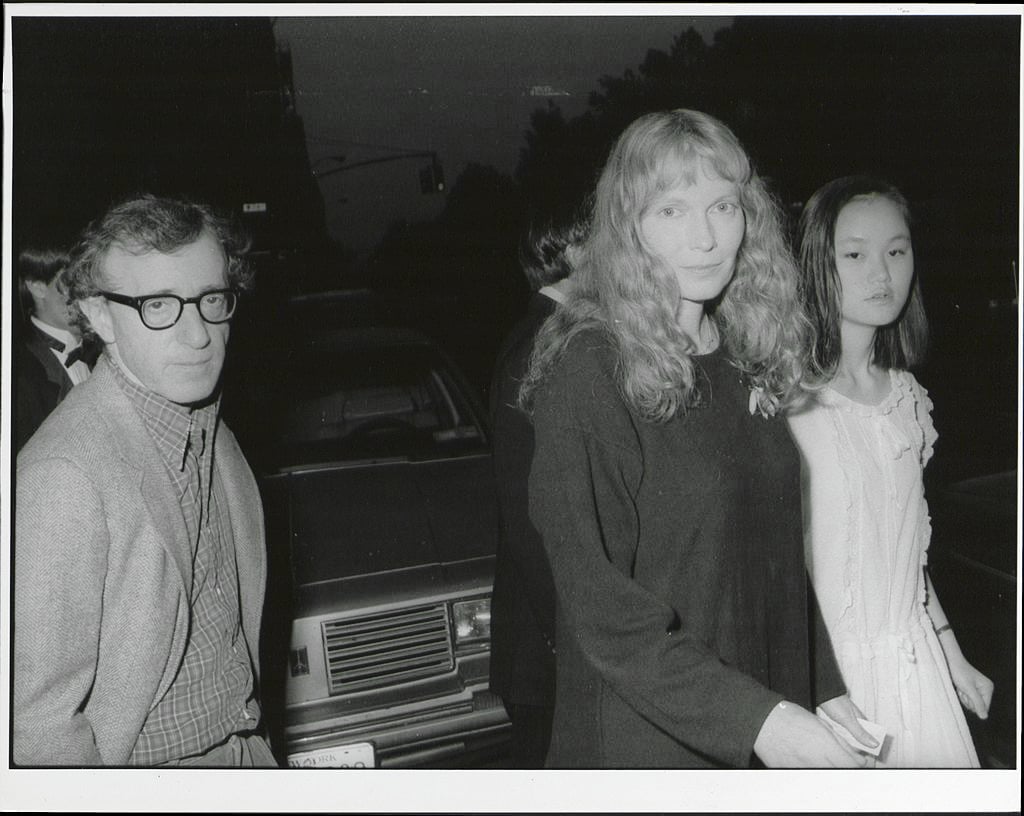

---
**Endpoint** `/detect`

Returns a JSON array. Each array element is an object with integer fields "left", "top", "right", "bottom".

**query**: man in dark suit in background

[
  {"left": 15, "top": 244, "right": 98, "bottom": 451},
  {"left": 487, "top": 212, "right": 587, "bottom": 767}
]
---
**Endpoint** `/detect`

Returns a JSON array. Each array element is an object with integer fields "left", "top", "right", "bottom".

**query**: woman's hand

[
  {"left": 753, "top": 700, "right": 867, "bottom": 768},
  {"left": 819, "top": 694, "right": 879, "bottom": 749}
]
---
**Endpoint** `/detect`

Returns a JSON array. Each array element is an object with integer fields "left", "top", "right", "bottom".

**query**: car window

[{"left": 265, "top": 341, "right": 486, "bottom": 469}]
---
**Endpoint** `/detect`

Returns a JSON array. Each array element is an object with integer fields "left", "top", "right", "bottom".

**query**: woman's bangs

[
  {"left": 653, "top": 139, "right": 746, "bottom": 193},
  {"left": 654, "top": 144, "right": 701, "bottom": 191},
  {"left": 698, "top": 139, "right": 748, "bottom": 184}
]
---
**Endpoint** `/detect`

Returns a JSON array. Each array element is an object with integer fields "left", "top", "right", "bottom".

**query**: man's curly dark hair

[{"left": 63, "top": 194, "right": 253, "bottom": 340}]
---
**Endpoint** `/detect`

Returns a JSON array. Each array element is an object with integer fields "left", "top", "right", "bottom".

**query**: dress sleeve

[
  {"left": 528, "top": 348, "right": 782, "bottom": 767},
  {"left": 14, "top": 455, "right": 108, "bottom": 765},
  {"left": 908, "top": 373, "right": 939, "bottom": 468}
]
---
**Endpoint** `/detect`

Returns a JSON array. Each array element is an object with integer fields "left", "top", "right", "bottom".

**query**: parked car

[{"left": 250, "top": 326, "right": 511, "bottom": 768}]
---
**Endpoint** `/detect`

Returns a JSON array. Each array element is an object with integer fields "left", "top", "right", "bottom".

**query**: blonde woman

[{"left": 520, "top": 109, "right": 871, "bottom": 768}]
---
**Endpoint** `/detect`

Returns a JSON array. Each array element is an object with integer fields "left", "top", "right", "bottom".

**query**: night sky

[{"left": 275, "top": 14, "right": 732, "bottom": 255}]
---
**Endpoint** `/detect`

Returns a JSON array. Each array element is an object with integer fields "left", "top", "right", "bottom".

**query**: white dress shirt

[
  {"left": 538, "top": 284, "right": 568, "bottom": 305},
  {"left": 31, "top": 316, "right": 91, "bottom": 386}
]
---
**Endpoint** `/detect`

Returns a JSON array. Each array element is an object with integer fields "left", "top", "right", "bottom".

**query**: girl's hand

[
  {"left": 947, "top": 654, "right": 994, "bottom": 719},
  {"left": 936, "top": 626, "right": 994, "bottom": 719},
  {"left": 819, "top": 694, "right": 879, "bottom": 749}
]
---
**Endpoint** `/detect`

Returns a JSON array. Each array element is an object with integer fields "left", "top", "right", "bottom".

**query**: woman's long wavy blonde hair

[{"left": 518, "top": 109, "right": 813, "bottom": 422}]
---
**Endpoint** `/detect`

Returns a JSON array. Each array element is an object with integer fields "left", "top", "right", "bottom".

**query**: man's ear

[
  {"left": 25, "top": 278, "right": 49, "bottom": 303},
  {"left": 78, "top": 296, "right": 116, "bottom": 344}
]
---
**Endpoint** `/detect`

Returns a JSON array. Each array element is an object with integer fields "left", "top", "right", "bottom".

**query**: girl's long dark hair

[{"left": 796, "top": 175, "right": 929, "bottom": 378}]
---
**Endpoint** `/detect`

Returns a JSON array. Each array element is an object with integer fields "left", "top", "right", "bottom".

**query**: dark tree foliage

[
  {"left": 512, "top": 26, "right": 729, "bottom": 231},
  {"left": 368, "top": 163, "right": 528, "bottom": 392},
  {"left": 371, "top": 163, "right": 523, "bottom": 293},
  {"left": 515, "top": 15, "right": 1019, "bottom": 257}
]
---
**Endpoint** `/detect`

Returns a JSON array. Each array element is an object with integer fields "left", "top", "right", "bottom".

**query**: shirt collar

[
  {"left": 31, "top": 316, "right": 81, "bottom": 351},
  {"left": 107, "top": 353, "right": 220, "bottom": 472},
  {"left": 538, "top": 284, "right": 567, "bottom": 305}
]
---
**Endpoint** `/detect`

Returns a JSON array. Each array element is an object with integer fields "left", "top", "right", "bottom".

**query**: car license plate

[{"left": 287, "top": 742, "right": 375, "bottom": 768}]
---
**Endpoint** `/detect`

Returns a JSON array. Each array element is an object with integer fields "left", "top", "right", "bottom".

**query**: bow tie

[
  {"left": 37, "top": 325, "right": 98, "bottom": 369},
  {"left": 65, "top": 342, "right": 100, "bottom": 369},
  {"left": 65, "top": 345, "right": 86, "bottom": 368}
]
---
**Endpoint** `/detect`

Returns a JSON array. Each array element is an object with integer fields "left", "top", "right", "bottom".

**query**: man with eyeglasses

[{"left": 14, "top": 194, "right": 277, "bottom": 767}]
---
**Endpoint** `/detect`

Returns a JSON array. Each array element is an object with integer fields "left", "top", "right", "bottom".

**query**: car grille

[{"left": 323, "top": 603, "right": 454, "bottom": 694}]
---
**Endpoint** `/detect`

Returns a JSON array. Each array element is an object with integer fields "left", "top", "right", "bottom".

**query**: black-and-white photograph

[{"left": 1, "top": 4, "right": 1020, "bottom": 813}]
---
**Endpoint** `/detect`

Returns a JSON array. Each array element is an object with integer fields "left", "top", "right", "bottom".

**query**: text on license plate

[{"left": 288, "top": 742, "right": 375, "bottom": 768}]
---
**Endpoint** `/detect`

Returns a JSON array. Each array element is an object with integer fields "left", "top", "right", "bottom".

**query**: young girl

[
  {"left": 788, "top": 175, "right": 993, "bottom": 767},
  {"left": 519, "top": 109, "right": 869, "bottom": 768}
]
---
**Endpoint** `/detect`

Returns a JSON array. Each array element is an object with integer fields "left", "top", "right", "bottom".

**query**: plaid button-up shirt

[{"left": 106, "top": 357, "right": 260, "bottom": 765}]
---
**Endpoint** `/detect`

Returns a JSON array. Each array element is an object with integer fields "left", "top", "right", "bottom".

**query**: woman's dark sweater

[{"left": 528, "top": 328, "right": 844, "bottom": 768}]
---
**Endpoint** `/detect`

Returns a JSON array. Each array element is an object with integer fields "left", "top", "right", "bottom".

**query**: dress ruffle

[
  {"left": 818, "top": 370, "right": 936, "bottom": 625},
  {"left": 817, "top": 370, "right": 905, "bottom": 417},
  {"left": 899, "top": 372, "right": 938, "bottom": 597},
  {"left": 901, "top": 371, "right": 939, "bottom": 468},
  {"left": 820, "top": 373, "right": 913, "bottom": 458}
]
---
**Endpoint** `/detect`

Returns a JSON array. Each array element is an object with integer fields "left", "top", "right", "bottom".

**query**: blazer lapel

[
  {"left": 97, "top": 361, "right": 195, "bottom": 594},
  {"left": 212, "top": 427, "right": 265, "bottom": 658},
  {"left": 138, "top": 468, "right": 194, "bottom": 592}
]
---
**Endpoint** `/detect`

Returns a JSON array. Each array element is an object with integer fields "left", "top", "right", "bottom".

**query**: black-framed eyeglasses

[{"left": 99, "top": 289, "right": 238, "bottom": 330}]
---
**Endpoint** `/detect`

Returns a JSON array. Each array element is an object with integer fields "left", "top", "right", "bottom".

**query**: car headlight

[{"left": 452, "top": 597, "right": 491, "bottom": 648}]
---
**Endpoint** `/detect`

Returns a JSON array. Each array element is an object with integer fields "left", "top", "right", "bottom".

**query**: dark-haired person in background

[
  {"left": 14, "top": 194, "right": 276, "bottom": 767},
  {"left": 14, "top": 244, "right": 98, "bottom": 451},
  {"left": 488, "top": 211, "right": 587, "bottom": 767}
]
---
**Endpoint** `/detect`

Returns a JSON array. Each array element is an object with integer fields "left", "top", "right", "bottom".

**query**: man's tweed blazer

[{"left": 14, "top": 356, "right": 267, "bottom": 766}]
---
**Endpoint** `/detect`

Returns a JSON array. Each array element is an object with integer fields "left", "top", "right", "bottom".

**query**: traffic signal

[{"left": 419, "top": 157, "right": 445, "bottom": 194}]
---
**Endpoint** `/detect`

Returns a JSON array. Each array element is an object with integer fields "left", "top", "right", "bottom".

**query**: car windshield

[{"left": 264, "top": 339, "right": 486, "bottom": 470}]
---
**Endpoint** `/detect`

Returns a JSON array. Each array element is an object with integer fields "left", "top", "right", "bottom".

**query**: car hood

[{"left": 276, "top": 454, "right": 500, "bottom": 588}]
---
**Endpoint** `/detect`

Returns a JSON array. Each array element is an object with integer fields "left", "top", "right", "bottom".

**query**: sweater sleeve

[
  {"left": 14, "top": 455, "right": 108, "bottom": 765},
  {"left": 528, "top": 344, "right": 782, "bottom": 767}
]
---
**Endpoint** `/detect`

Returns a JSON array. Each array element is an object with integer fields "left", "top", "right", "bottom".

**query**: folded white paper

[{"left": 816, "top": 708, "right": 887, "bottom": 757}]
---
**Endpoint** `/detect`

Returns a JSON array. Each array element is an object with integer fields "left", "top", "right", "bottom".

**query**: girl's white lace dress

[{"left": 788, "top": 370, "right": 979, "bottom": 767}]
